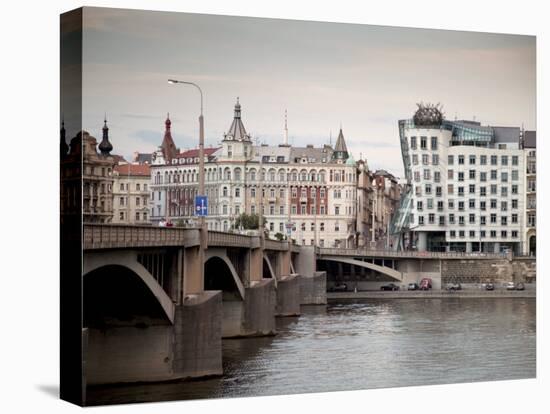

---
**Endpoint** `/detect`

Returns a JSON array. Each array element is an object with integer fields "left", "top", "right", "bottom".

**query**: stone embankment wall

[{"left": 441, "top": 258, "right": 536, "bottom": 284}]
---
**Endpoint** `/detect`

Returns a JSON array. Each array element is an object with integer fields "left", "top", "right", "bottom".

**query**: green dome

[{"left": 345, "top": 155, "right": 356, "bottom": 166}]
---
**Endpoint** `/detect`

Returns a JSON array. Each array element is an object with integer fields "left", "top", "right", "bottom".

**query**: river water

[{"left": 87, "top": 297, "right": 536, "bottom": 405}]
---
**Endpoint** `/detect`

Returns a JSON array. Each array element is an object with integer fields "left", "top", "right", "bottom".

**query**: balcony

[{"left": 299, "top": 196, "right": 308, "bottom": 203}]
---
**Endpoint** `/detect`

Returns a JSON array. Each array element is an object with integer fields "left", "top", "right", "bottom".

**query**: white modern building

[
  {"left": 523, "top": 130, "right": 536, "bottom": 256},
  {"left": 149, "top": 99, "right": 358, "bottom": 247},
  {"left": 391, "top": 104, "right": 528, "bottom": 254}
]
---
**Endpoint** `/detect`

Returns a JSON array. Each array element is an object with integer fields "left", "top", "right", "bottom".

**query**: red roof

[
  {"left": 175, "top": 147, "right": 219, "bottom": 158},
  {"left": 114, "top": 164, "right": 151, "bottom": 176}
]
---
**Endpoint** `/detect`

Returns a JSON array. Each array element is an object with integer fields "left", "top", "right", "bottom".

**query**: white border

[{"left": 1, "top": 1, "right": 547, "bottom": 413}]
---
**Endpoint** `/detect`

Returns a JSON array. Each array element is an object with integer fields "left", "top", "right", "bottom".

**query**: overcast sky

[{"left": 73, "top": 7, "right": 535, "bottom": 177}]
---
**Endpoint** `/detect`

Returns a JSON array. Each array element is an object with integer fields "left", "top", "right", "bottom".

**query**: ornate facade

[{"left": 149, "top": 100, "right": 358, "bottom": 247}]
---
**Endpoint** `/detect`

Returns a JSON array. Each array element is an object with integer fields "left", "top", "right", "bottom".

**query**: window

[
  {"left": 417, "top": 201, "right": 423, "bottom": 211},
  {"left": 425, "top": 184, "right": 432, "bottom": 195},
  {"left": 432, "top": 154, "right": 439, "bottom": 165},
  {"left": 469, "top": 170, "right": 476, "bottom": 180},
  {"left": 416, "top": 186, "right": 422, "bottom": 196},
  {"left": 422, "top": 154, "right": 429, "bottom": 165},
  {"left": 469, "top": 214, "right": 475, "bottom": 223},
  {"left": 448, "top": 155, "right": 454, "bottom": 165},
  {"left": 501, "top": 230, "right": 507, "bottom": 238},
  {"left": 301, "top": 205, "right": 306, "bottom": 214},
  {"left": 512, "top": 213, "right": 518, "bottom": 224},
  {"left": 490, "top": 184, "right": 497, "bottom": 195},
  {"left": 448, "top": 200, "right": 454, "bottom": 209},
  {"left": 459, "top": 230, "right": 465, "bottom": 238},
  {"left": 410, "top": 136, "right": 417, "bottom": 150},
  {"left": 469, "top": 199, "right": 475, "bottom": 209},
  {"left": 480, "top": 201, "right": 486, "bottom": 210},
  {"left": 235, "top": 188, "right": 241, "bottom": 197},
  {"left": 310, "top": 222, "right": 315, "bottom": 231},
  {"left": 335, "top": 206, "right": 340, "bottom": 215},
  {"left": 511, "top": 170, "right": 518, "bottom": 181},
  {"left": 458, "top": 155, "right": 465, "bottom": 165},
  {"left": 480, "top": 172, "right": 487, "bottom": 182},
  {"left": 480, "top": 187, "right": 486, "bottom": 197},
  {"left": 469, "top": 230, "right": 475, "bottom": 238},
  {"left": 448, "top": 184, "right": 454, "bottom": 195},
  {"left": 480, "top": 230, "right": 486, "bottom": 238},
  {"left": 501, "top": 186, "right": 508, "bottom": 197},
  {"left": 251, "top": 188, "right": 256, "bottom": 197},
  {"left": 458, "top": 201, "right": 465, "bottom": 211},
  {"left": 280, "top": 206, "right": 285, "bottom": 215},
  {"left": 439, "top": 215, "right": 445, "bottom": 226},
  {"left": 448, "top": 170, "right": 454, "bottom": 180},
  {"left": 320, "top": 222, "right": 325, "bottom": 231},
  {"left": 136, "top": 212, "right": 140, "bottom": 221},
  {"left": 120, "top": 197, "right": 124, "bottom": 206},
  {"left": 501, "top": 201, "right": 508, "bottom": 211},
  {"left": 490, "top": 230, "right": 497, "bottom": 238},
  {"left": 429, "top": 213, "right": 435, "bottom": 224},
  {"left": 436, "top": 186, "right": 442, "bottom": 197},
  {"left": 490, "top": 199, "right": 497, "bottom": 209},
  {"left": 512, "top": 230, "right": 518, "bottom": 238},
  {"left": 434, "top": 171, "right": 441, "bottom": 183},
  {"left": 491, "top": 155, "right": 498, "bottom": 165},
  {"left": 459, "top": 216, "right": 465, "bottom": 225},
  {"left": 437, "top": 201, "right": 444, "bottom": 211},
  {"left": 423, "top": 169, "right": 430, "bottom": 180},
  {"left": 458, "top": 172, "right": 464, "bottom": 181},
  {"left": 458, "top": 186, "right": 464, "bottom": 196},
  {"left": 292, "top": 205, "right": 297, "bottom": 214},
  {"left": 136, "top": 197, "right": 140, "bottom": 206},
  {"left": 420, "top": 136, "right": 427, "bottom": 149},
  {"left": 449, "top": 214, "right": 455, "bottom": 224},
  {"left": 320, "top": 188, "right": 326, "bottom": 198},
  {"left": 501, "top": 216, "right": 507, "bottom": 225},
  {"left": 480, "top": 216, "right": 486, "bottom": 225},
  {"left": 469, "top": 155, "right": 476, "bottom": 165},
  {"left": 480, "top": 155, "right": 487, "bottom": 165},
  {"left": 490, "top": 214, "right": 497, "bottom": 223},
  {"left": 501, "top": 172, "right": 508, "bottom": 182},
  {"left": 427, "top": 199, "right": 433, "bottom": 210},
  {"left": 450, "top": 230, "right": 455, "bottom": 238},
  {"left": 491, "top": 170, "right": 497, "bottom": 180},
  {"left": 335, "top": 222, "right": 340, "bottom": 231},
  {"left": 414, "top": 171, "right": 420, "bottom": 182},
  {"left": 431, "top": 136, "right": 438, "bottom": 150},
  {"left": 119, "top": 211, "right": 124, "bottom": 220},
  {"left": 512, "top": 155, "right": 519, "bottom": 166},
  {"left": 469, "top": 184, "right": 475, "bottom": 194},
  {"left": 501, "top": 156, "right": 508, "bottom": 166}
]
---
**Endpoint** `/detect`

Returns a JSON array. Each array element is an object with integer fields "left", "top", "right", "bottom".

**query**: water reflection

[{"left": 87, "top": 298, "right": 535, "bottom": 405}]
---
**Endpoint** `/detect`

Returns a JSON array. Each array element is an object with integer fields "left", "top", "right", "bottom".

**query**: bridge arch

[
  {"left": 320, "top": 256, "right": 402, "bottom": 281},
  {"left": 263, "top": 254, "right": 276, "bottom": 280},
  {"left": 83, "top": 251, "right": 175, "bottom": 324},
  {"left": 204, "top": 250, "right": 245, "bottom": 300}
]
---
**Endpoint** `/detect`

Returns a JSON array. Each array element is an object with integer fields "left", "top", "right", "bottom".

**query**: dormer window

[{"left": 172, "top": 159, "right": 177, "bottom": 164}]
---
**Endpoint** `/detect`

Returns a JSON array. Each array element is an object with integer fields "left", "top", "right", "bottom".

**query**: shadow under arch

[
  {"left": 203, "top": 254, "right": 245, "bottom": 300},
  {"left": 83, "top": 264, "right": 175, "bottom": 327}
]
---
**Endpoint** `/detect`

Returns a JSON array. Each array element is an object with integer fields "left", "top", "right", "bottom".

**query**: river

[{"left": 87, "top": 297, "right": 536, "bottom": 405}]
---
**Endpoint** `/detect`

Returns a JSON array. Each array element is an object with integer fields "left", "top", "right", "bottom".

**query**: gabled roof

[
  {"left": 114, "top": 163, "right": 151, "bottom": 176},
  {"left": 175, "top": 147, "right": 219, "bottom": 159}
]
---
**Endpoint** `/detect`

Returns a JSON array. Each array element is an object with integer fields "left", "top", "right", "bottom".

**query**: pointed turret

[
  {"left": 161, "top": 113, "right": 179, "bottom": 162},
  {"left": 332, "top": 127, "right": 349, "bottom": 161},
  {"left": 223, "top": 97, "right": 251, "bottom": 141},
  {"left": 60, "top": 118, "right": 69, "bottom": 157},
  {"left": 98, "top": 116, "right": 113, "bottom": 156}
]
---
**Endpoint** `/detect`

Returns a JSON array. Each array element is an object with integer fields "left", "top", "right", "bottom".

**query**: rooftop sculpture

[{"left": 413, "top": 102, "right": 444, "bottom": 126}]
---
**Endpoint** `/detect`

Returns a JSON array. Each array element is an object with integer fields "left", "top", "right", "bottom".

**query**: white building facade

[
  {"left": 149, "top": 100, "right": 357, "bottom": 247},
  {"left": 112, "top": 164, "right": 151, "bottom": 224},
  {"left": 392, "top": 104, "right": 527, "bottom": 254}
]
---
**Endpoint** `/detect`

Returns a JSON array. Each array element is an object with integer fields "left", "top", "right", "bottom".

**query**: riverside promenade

[{"left": 327, "top": 289, "right": 536, "bottom": 300}]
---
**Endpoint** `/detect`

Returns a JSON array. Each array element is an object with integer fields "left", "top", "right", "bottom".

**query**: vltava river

[{"left": 88, "top": 298, "right": 536, "bottom": 405}]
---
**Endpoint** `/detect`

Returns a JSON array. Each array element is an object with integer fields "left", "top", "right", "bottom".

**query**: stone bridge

[{"left": 83, "top": 224, "right": 324, "bottom": 385}]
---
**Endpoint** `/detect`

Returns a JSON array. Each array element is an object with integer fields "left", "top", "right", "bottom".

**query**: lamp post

[{"left": 168, "top": 79, "right": 205, "bottom": 240}]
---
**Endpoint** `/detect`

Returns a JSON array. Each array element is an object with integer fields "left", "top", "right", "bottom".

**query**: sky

[{"left": 67, "top": 7, "right": 535, "bottom": 177}]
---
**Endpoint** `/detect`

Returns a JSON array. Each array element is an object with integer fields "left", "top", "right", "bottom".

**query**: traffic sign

[{"left": 195, "top": 195, "right": 208, "bottom": 216}]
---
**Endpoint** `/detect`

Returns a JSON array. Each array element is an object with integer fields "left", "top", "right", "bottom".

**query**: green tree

[
  {"left": 234, "top": 213, "right": 266, "bottom": 230},
  {"left": 274, "top": 232, "right": 285, "bottom": 241}
]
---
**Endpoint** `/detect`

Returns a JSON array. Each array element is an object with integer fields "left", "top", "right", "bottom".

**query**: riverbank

[{"left": 327, "top": 290, "right": 536, "bottom": 300}]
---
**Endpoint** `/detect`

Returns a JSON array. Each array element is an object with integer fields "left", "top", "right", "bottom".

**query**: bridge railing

[
  {"left": 207, "top": 231, "right": 253, "bottom": 248},
  {"left": 317, "top": 247, "right": 509, "bottom": 260},
  {"left": 264, "top": 239, "right": 288, "bottom": 251},
  {"left": 84, "top": 224, "right": 194, "bottom": 250}
]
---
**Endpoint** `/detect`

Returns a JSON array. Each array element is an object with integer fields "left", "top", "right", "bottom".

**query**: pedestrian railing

[{"left": 317, "top": 247, "right": 509, "bottom": 260}]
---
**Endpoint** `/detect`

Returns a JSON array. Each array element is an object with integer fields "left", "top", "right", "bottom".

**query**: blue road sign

[{"left": 195, "top": 195, "right": 208, "bottom": 216}]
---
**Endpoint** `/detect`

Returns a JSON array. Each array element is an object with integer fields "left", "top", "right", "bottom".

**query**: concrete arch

[
  {"left": 83, "top": 251, "right": 175, "bottom": 324},
  {"left": 204, "top": 249, "right": 245, "bottom": 300},
  {"left": 321, "top": 256, "right": 402, "bottom": 281}
]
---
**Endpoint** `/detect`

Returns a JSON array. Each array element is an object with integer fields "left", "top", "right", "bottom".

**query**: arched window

[
  {"left": 234, "top": 168, "right": 242, "bottom": 181},
  {"left": 223, "top": 186, "right": 228, "bottom": 197},
  {"left": 250, "top": 169, "right": 256, "bottom": 181}
]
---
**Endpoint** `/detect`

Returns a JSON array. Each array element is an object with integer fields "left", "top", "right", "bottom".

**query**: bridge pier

[
  {"left": 295, "top": 246, "right": 327, "bottom": 305},
  {"left": 84, "top": 291, "right": 222, "bottom": 385}
]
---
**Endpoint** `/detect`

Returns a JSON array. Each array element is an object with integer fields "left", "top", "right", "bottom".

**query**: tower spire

[
  {"left": 98, "top": 115, "right": 113, "bottom": 156},
  {"left": 60, "top": 116, "right": 68, "bottom": 157}
]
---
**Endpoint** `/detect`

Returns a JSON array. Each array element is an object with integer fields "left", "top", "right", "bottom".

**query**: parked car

[
  {"left": 445, "top": 282, "right": 462, "bottom": 291},
  {"left": 515, "top": 282, "right": 525, "bottom": 291},
  {"left": 485, "top": 283, "right": 495, "bottom": 291},
  {"left": 381, "top": 283, "right": 400, "bottom": 291},
  {"left": 505, "top": 282, "right": 516, "bottom": 291},
  {"left": 329, "top": 283, "right": 347, "bottom": 292},
  {"left": 419, "top": 278, "right": 432, "bottom": 290},
  {"left": 407, "top": 283, "right": 419, "bottom": 291}
]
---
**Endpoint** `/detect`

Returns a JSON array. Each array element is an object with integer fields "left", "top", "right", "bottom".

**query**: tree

[
  {"left": 234, "top": 213, "right": 266, "bottom": 230},
  {"left": 274, "top": 232, "right": 285, "bottom": 241}
]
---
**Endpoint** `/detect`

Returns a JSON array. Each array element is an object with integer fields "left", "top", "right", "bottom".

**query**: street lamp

[{"left": 168, "top": 78, "right": 205, "bottom": 238}]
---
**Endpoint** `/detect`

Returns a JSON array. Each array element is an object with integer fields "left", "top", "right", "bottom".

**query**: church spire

[
  {"left": 161, "top": 112, "right": 178, "bottom": 161},
  {"left": 60, "top": 117, "right": 69, "bottom": 157},
  {"left": 332, "top": 126, "right": 349, "bottom": 162},
  {"left": 98, "top": 115, "right": 113, "bottom": 156},
  {"left": 283, "top": 109, "right": 289, "bottom": 146}
]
